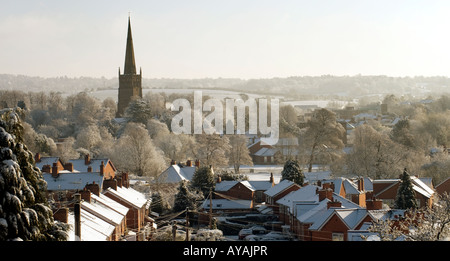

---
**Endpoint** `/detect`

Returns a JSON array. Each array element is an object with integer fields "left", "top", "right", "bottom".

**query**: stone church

[{"left": 117, "top": 17, "right": 142, "bottom": 117}]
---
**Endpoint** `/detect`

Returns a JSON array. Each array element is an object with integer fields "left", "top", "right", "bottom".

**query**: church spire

[{"left": 123, "top": 16, "right": 137, "bottom": 75}]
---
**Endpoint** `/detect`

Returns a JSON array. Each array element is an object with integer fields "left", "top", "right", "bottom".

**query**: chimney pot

[
  {"left": 327, "top": 200, "right": 342, "bottom": 209},
  {"left": 35, "top": 153, "right": 41, "bottom": 163},
  {"left": 51, "top": 163, "right": 59, "bottom": 178},
  {"left": 64, "top": 162, "right": 74, "bottom": 172},
  {"left": 80, "top": 188, "right": 91, "bottom": 204},
  {"left": 42, "top": 164, "right": 51, "bottom": 173},
  {"left": 85, "top": 183, "right": 100, "bottom": 197},
  {"left": 85, "top": 154, "right": 91, "bottom": 165},
  {"left": 87, "top": 165, "right": 92, "bottom": 172},
  {"left": 318, "top": 188, "right": 333, "bottom": 202},
  {"left": 100, "top": 161, "right": 105, "bottom": 176},
  {"left": 358, "top": 177, "right": 365, "bottom": 192}
]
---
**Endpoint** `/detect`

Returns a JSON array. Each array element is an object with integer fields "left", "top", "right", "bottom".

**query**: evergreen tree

[
  {"left": 150, "top": 192, "right": 170, "bottom": 215},
  {"left": 395, "top": 168, "right": 418, "bottom": 209},
  {"left": 191, "top": 166, "right": 216, "bottom": 197},
  {"left": 0, "top": 108, "right": 69, "bottom": 241},
  {"left": 281, "top": 159, "right": 304, "bottom": 185},
  {"left": 173, "top": 181, "right": 204, "bottom": 212}
]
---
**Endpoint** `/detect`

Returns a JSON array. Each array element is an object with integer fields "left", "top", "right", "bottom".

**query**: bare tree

[
  {"left": 369, "top": 193, "right": 450, "bottom": 241},
  {"left": 299, "top": 108, "right": 345, "bottom": 172},
  {"left": 227, "top": 135, "right": 253, "bottom": 173},
  {"left": 192, "top": 134, "right": 231, "bottom": 168},
  {"left": 109, "top": 122, "right": 166, "bottom": 177}
]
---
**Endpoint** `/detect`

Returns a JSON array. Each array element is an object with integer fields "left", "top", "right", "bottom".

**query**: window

[{"left": 332, "top": 233, "right": 344, "bottom": 241}]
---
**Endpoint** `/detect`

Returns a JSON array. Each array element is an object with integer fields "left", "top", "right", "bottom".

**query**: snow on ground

[{"left": 232, "top": 165, "right": 330, "bottom": 183}]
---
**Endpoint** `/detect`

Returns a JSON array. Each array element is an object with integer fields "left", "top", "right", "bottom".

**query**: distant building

[{"left": 117, "top": 16, "right": 142, "bottom": 117}]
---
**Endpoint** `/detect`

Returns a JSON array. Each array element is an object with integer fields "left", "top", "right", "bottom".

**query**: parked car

[{"left": 238, "top": 225, "right": 268, "bottom": 240}]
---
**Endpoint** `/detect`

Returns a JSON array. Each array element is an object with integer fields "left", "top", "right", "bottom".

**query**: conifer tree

[
  {"left": 0, "top": 108, "right": 69, "bottom": 241},
  {"left": 191, "top": 166, "right": 215, "bottom": 198},
  {"left": 173, "top": 180, "right": 204, "bottom": 212},
  {"left": 395, "top": 168, "right": 418, "bottom": 209},
  {"left": 281, "top": 159, "right": 304, "bottom": 185}
]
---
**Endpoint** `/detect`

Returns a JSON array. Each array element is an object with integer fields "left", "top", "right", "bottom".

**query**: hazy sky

[{"left": 2, "top": 0, "right": 450, "bottom": 79}]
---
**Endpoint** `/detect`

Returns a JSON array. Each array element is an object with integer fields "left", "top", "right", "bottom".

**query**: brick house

[
  {"left": 264, "top": 179, "right": 301, "bottom": 215},
  {"left": 436, "top": 177, "right": 450, "bottom": 195},
  {"left": 79, "top": 188, "right": 127, "bottom": 241},
  {"left": 69, "top": 154, "right": 117, "bottom": 180},
  {"left": 373, "top": 176, "right": 435, "bottom": 208},
  {"left": 248, "top": 138, "right": 299, "bottom": 165},
  {"left": 102, "top": 179, "right": 151, "bottom": 233},
  {"left": 214, "top": 177, "right": 274, "bottom": 204}
]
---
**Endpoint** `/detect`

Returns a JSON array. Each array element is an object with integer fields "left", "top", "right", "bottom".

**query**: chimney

[
  {"left": 322, "top": 182, "right": 335, "bottom": 192},
  {"left": 171, "top": 159, "right": 176, "bottom": 165},
  {"left": 85, "top": 182, "right": 100, "bottom": 197},
  {"left": 195, "top": 159, "right": 200, "bottom": 168},
  {"left": 269, "top": 172, "right": 274, "bottom": 184},
  {"left": 42, "top": 164, "right": 51, "bottom": 173},
  {"left": 51, "top": 163, "right": 59, "bottom": 178},
  {"left": 64, "top": 162, "right": 74, "bottom": 172},
  {"left": 327, "top": 199, "right": 342, "bottom": 209},
  {"left": 186, "top": 160, "right": 192, "bottom": 167},
  {"left": 100, "top": 161, "right": 105, "bottom": 176},
  {"left": 85, "top": 154, "right": 91, "bottom": 165},
  {"left": 318, "top": 188, "right": 333, "bottom": 202},
  {"left": 53, "top": 207, "right": 69, "bottom": 223},
  {"left": 121, "top": 172, "right": 130, "bottom": 188},
  {"left": 103, "top": 178, "right": 117, "bottom": 191},
  {"left": 87, "top": 165, "right": 92, "bottom": 172},
  {"left": 358, "top": 177, "right": 365, "bottom": 192},
  {"left": 35, "top": 153, "right": 41, "bottom": 163},
  {"left": 116, "top": 177, "right": 123, "bottom": 188},
  {"left": 217, "top": 175, "right": 221, "bottom": 183},
  {"left": 366, "top": 198, "right": 383, "bottom": 210},
  {"left": 80, "top": 188, "right": 91, "bottom": 204}
]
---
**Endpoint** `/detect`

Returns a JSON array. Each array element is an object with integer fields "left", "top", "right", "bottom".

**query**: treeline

[
  {"left": 1, "top": 87, "right": 449, "bottom": 185},
  {"left": 0, "top": 89, "right": 254, "bottom": 180},
  {"left": 2, "top": 74, "right": 450, "bottom": 98}
]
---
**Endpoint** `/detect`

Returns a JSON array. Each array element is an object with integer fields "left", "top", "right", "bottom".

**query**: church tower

[{"left": 117, "top": 16, "right": 142, "bottom": 117}]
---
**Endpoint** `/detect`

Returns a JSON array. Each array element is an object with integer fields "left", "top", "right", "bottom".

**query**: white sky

[{"left": 1, "top": 0, "right": 450, "bottom": 79}]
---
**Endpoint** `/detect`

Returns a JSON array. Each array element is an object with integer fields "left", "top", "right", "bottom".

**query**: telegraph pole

[
  {"left": 185, "top": 207, "right": 190, "bottom": 241},
  {"left": 74, "top": 193, "right": 81, "bottom": 241},
  {"left": 209, "top": 189, "right": 213, "bottom": 229}
]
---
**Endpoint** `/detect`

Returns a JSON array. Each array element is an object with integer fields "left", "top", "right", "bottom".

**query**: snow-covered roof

[
  {"left": 68, "top": 158, "right": 115, "bottom": 173},
  {"left": 201, "top": 199, "right": 252, "bottom": 210},
  {"left": 304, "top": 171, "right": 331, "bottom": 184},
  {"left": 35, "top": 157, "right": 61, "bottom": 171},
  {"left": 294, "top": 189, "right": 363, "bottom": 223},
  {"left": 215, "top": 181, "right": 239, "bottom": 192},
  {"left": 156, "top": 164, "right": 197, "bottom": 183},
  {"left": 104, "top": 186, "right": 150, "bottom": 210},
  {"left": 254, "top": 147, "right": 277, "bottom": 157},
  {"left": 374, "top": 176, "right": 434, "bottom": 199},
  {"left": 322, "top": 177, "right": 362, "bottom": 195},
  {"left": 309, "top": 208, "right": 369, "bottom": 231},
  {"left": 264, "top": 179, "right": 297, "bottom": 197},
  {"left": 90, "top": 193, "right": 129, "bottom": 216},
  {"left": 248, "top": 180, "right": 274, "bottom": 191},
  {"left": 81, "top": 200, "right": 125, "bottom": 226},
  {"left": 43, "top": 172, "right": 104, "bottom": 191},
  {"left": 276, "top": 185, "right": 318, "bottom": 208},
  {"left": 67, "top": 209, "right": 115, "bottom": 241}
]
